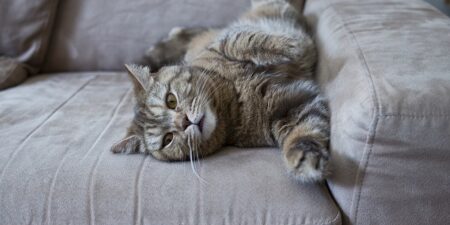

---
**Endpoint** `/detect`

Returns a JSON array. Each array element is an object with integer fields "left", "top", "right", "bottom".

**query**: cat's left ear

[
  {"left": 124, "top": 64, "right": 153, "bottom": 94},
  {"left": 111, "top": 135, "right": 142, "bottom": 154}
]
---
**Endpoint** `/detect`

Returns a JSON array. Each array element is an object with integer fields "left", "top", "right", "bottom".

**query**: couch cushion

[
  {"left": 42, "top": 0, "right": 252, "bottom": 72},
  {"left": 0, "top": 0, "right": 59, "bottom": 73},
  {"left": 0, "top": 72, "right": 341, "bottom": 225},
  {"left": 305, "top": 0, "right": 450, "bottom": 224}
]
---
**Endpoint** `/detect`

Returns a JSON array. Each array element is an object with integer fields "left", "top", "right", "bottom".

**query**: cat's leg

[
  {"left": 144, "top": 27, "right": 208, "bottom": 72},
  {"left": 272, "top": 94, "right": 330, "bottom": 182},
  {"left": 209, "top": 0, "right": 314, "bottom": 67}
]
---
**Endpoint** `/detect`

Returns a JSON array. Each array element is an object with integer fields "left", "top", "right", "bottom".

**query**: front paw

[
  {"left": 144, "top": 42, "right": 168, "bottom": 72},
  {"left": 283, "top": 138, "right": 329, "bottom": 183},
  {"left": 144, "top": 27, "right": 194, "bottom": 72}
]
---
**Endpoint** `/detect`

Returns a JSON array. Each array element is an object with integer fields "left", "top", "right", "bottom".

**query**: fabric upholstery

[
  {"left": 42, "top": 0, "right": 252, "bottom": 72},
  {"left": 42, "top": 0, "right": 305, "bottom": 72},
  {"left": 0, "top": 0, "right": 59, "bottom": 73},
  {"left": 304, "top": 0, "right": 450, "bottom": 224},
  {"left": 0, "top": 57, "right": 28, "bottom": 90},
  {"left": 0, "top": 72, "right": 341, "bottom": 225}
]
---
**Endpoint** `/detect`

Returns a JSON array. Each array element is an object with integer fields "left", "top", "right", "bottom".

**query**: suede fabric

[
  {"left": 41, "top": 0, "right": 305, "bottom": 72},
  {"left": 305, "top": 0, "right": 450, "bottom": 224},
  {"left": 0, "top": 72, "right": 341, "bottom": 225},
  {"left": 0, "top": 0, "right": 59, "bottom": 72},
  {"left": 0, "top": 57, "right": 28, "bottom": 90},
  {"left": 2, "top": 0, "right": 450, "bottom": 224},
  {"left": 42, "top": 0, "right": 252, "bottom": 72}
]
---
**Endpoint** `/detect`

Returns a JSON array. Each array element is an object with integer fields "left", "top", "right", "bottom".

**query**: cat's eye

[
  {"left": 162, "top": 132, "right": 174, "bottom": 147},
  {"left": 166, "top": 93, "right": 177, "bottom": 109}
]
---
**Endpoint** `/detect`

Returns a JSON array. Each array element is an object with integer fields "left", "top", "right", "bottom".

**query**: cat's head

[{"left": 111, "top": 64, "right": 227, "bottom": 161}]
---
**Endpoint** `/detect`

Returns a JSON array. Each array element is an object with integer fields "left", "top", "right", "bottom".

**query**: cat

[{"left": 111, "top": 0, "right": 330, "bottom": 183}]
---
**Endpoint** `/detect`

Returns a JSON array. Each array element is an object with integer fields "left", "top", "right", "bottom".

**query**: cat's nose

[{"left": 182, "top": 115, "right": 192, "bottom": 130}]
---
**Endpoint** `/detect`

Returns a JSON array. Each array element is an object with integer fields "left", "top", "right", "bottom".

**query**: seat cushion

[{"left": 0, "top": 72, "right": 341, "bottom": 225}]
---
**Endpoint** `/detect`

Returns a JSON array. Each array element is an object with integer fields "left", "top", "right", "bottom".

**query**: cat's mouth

[{"left": 186, "top": 114, "right": 205, "bottom": 133}]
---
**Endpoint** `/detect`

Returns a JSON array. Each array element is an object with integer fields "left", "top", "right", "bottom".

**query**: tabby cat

[{"left": 111, "top": 0, "right": 330, "bottom": 182}]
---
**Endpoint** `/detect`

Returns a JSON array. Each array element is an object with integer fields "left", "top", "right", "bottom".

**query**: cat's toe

[{"left": 283, "top": 139, "right": 329, "bottom": 183}]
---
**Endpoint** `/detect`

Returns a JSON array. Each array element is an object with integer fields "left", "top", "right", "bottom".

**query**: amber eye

[
  {"left": 162, "top": 133, "right": 174, "bottom": 147},
  {"left": 166, "top": 93, "right": 177, "bottom": 109}
]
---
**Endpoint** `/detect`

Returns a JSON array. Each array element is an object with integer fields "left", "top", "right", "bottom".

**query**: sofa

[{"left": 1, "top": 0, "right": 449, "bottom": 224}]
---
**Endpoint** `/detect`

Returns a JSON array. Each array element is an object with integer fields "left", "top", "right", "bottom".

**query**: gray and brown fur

[{"left": 112, "top": 0, "right": 330, "bottom": 182}]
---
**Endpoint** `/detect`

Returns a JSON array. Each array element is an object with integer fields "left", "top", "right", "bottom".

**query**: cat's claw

[{"left": 283, "top": 139, "right": 329, "bottom": 183}]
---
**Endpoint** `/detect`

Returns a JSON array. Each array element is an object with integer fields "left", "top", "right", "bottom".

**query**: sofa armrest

[{"left": 305, "top": 0, "right": 450, "bottom": 224}]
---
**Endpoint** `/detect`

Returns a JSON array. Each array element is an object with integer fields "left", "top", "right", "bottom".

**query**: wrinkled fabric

[
  {"left": 0, "top": 72, "right": 341, "bottom": 225},
  {"left": 305, "top": 0, "right": 450, "bottom": 224},
  {"left": 0, "top": 0, "right": 59, "bottom": 72},
  {"left": 42, "top": 0, "right": 306, "bottom": 72},
  {"left": 0, "top": 57, "right": 28, "bottom": 90},
  {"left": 42, "top": 0, "right": 252, "bottom": 72}
]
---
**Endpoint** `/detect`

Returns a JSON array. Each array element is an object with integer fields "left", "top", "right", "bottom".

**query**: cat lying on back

[{"left": 111, "top": 0, "right": 330, "bottom": 182}]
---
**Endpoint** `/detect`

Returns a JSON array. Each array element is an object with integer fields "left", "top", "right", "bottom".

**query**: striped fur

[{"left": 112, "top": 0, "right": 330, "bottom": 182}]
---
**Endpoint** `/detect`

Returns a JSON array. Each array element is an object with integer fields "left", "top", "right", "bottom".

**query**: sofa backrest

[
  {"left": 0, "top": 0, "right": 59, "bottom": 72},
  {"left": 0, "top": 0, "right": 59, "bottom": 89},
  {"left": 41, "top": 0, "right": 251, "bottom": 72}
]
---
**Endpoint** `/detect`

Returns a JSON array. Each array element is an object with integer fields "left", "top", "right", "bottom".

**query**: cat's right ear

[
  {"left": 111, "top": 135, "right": 142, "bottom": 154},
  {"left": 124, "top": 64, "right": 153, "bottom": 95}
]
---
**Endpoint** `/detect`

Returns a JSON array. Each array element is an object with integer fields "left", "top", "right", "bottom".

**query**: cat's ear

[
  {"left": 124, "top": 64, "right": 153, "bottom": 94},
  {"left": 111, "top": 135, "right": 142, "bottom": 154}
]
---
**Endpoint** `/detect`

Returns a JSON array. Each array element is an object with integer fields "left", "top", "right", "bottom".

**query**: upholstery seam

[
  {"left": 134, "top": 156, "right": 149, "bottom": 225},
  {"left": 327, "top": 5, "right": 381, "bottom": 225},
  {"left": 80, "top": 87, "right": 132, "bottom": 161},
  {"left": 0, "top": 75, "right": 99, "bottom": 186},
  {"left": 87, "top": 87, "right": 132, "bottom": 225},
  {"left": 38, "top": 0, "right": 61, "bottom": 73}
]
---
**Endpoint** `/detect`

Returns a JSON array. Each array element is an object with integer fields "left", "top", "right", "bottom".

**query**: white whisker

[{"left": 187, "top": 133, "right": 209, "bottom": 184}]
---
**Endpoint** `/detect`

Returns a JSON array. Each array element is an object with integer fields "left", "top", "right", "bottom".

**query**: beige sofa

[{"left": 1, "top": 0, "right": 450, "bottom": 224}]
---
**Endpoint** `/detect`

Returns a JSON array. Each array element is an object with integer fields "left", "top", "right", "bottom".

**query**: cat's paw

[
  {"left": 284, "top": 38, "right": 310, "bottom": 62},
  {"left": 144, "top": 40, "right": 172, "bottom": 72},
  {"left": 144, "top": 27, "right": 203, "bottom": 72},
  {"left": 283, "top": 138, "right": 329, "bottom": 183}
]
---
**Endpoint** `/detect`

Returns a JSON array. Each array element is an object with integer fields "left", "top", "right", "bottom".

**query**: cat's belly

[{"left": 230, "top": 73, "right": 316, "bottom": 147}]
